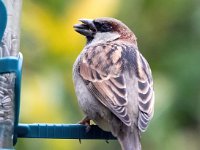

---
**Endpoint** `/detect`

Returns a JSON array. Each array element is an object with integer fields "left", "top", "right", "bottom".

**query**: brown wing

[
  {"left": 79, "top": 44, "right": 131, "bottom": 126},
  {"left": 136, "top": 52, "right": 154, "bottom": 132}
]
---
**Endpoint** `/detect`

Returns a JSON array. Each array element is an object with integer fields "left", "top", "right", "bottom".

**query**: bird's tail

[{"left": 117, "top": 126, "right": 141, "bottom": 150}]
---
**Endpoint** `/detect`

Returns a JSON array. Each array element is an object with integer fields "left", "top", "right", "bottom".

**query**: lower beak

[{"left": 73, "top": 19, "right": 96, "bottom": 37}]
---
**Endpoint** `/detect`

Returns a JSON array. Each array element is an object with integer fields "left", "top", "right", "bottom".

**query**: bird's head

[{"left": 73, "top": 17, "right": 137, "bottom": 45}]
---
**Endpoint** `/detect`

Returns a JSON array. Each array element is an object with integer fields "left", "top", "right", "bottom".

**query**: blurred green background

[{"left": 15, "top": 0, "right": 200, "bottom": 149}]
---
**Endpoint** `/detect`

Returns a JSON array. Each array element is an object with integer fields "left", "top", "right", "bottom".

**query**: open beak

[{"left": 73, "top": 19, "right": 97, "bottom": 37}]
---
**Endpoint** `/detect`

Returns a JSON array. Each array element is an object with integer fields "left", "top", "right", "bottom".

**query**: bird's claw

[
  {"left": 106, "top": 140, "right": 109, "bottom": 144},
  {"left": 79, "top": 139, "right": 81, "bottom": 144},
  {"left": 78, "top": 116, "right": 91, "bottom": 132}
]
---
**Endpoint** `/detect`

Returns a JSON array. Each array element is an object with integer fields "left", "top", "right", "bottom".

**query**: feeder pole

[{"left": 0, "top": 0, "right": 22, "bottom": 148}]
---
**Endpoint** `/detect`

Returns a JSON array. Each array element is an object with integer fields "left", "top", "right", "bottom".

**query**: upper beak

[{"left": 73, "top": 19, "right": 97, "bottom": 37}]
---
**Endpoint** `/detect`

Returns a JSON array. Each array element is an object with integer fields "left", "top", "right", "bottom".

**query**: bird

[{"left": 73, "top": 17, "right": 154, "bottom": 150}]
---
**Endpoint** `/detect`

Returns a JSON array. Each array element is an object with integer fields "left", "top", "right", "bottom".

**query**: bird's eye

[
  {"left": 101, "top": 24, "right": 112, "bottom": 32},
  {"left": 94, "top": 22, "right": 112, "bottom": 32}
]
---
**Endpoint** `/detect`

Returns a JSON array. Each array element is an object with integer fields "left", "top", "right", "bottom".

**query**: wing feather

[
  {"left": 79, "top": 43, "right": 154, "bottom": 130},
  {"left": 79, "top": 44, "right": 131, "bottom": 126},
  {"left": 137, "top": 53, "right": 154, "bottom": 132}
]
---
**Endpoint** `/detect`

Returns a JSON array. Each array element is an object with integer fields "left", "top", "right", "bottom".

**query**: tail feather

[{"left": 117, "top": 126, "right": 141, "bottom": 150}]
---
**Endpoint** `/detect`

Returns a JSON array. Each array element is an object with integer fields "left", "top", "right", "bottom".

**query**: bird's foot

[{"left": 78, "top": 116, "right": 91, "bottom": 132}]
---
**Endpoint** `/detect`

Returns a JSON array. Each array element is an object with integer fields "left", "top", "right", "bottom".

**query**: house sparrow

[{"left": 73, "top": 17, "right": 154, "bottom": 150}]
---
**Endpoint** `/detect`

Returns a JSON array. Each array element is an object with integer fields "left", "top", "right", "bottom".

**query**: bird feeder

[{"left": 0, "top": 0, "right": 115, "bottom": 149}]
